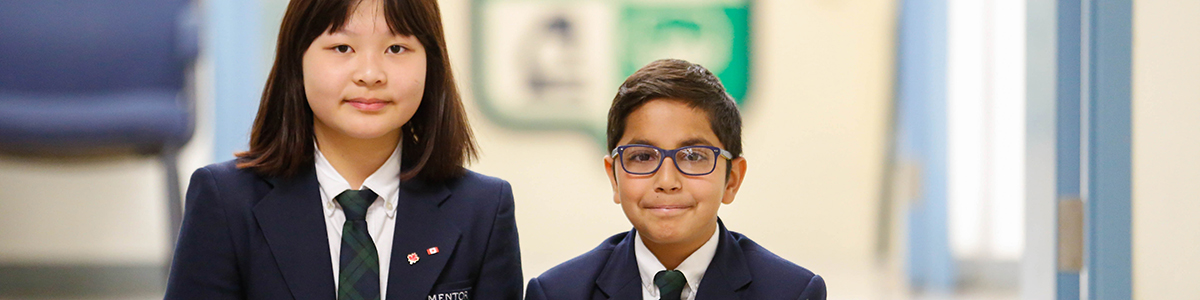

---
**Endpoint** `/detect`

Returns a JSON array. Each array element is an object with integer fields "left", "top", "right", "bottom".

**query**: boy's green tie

[
  {"left": 336, "top": 189, "right": 380, "bottom": 300},
  {"left": 654, "top": 270, "right": 687, "bottom": 300}
]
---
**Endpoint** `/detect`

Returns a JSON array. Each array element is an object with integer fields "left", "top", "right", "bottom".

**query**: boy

[{"left": 525, "top": 59, "right": 826, "bottom": 300}]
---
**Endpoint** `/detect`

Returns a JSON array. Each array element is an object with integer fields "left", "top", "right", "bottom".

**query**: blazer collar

[
  {"left": 254, "top": 165, "right": 336, "bottom": 300},
  {"left": 595, "top": 229, "right": 643, "bottom": 299},
  {"left": 254, "top": 168, "right": 462, "bottom": 300},
  {"left": 596, "top": 219, "right": 753, "bottom": 299},
  {"left": 384, "top": 177, "right": 460, "bottom": 300},
  {"left": 694, "top": 219, "right": 752, "bottom": 299}
]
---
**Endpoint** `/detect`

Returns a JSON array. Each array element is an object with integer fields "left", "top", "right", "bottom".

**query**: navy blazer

[
  {"left": 165, "top": 160, "right": 522, "bottom": 300},
  {"left": 525, "top": 220, "right": 825, "bottom": 300}
]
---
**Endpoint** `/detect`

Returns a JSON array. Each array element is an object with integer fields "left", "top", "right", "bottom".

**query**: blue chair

[{"left": 0, "top": 0, "right": 198, "bottom": 245}]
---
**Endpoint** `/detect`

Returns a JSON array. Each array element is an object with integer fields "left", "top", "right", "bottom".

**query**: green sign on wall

[{"left": 471, "top": 0, "right": 752, "bottom": 146}]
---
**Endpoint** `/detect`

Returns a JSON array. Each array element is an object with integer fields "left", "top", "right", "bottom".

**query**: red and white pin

[
  {"left": 407, "top": 252, "right": 419, "bottom": 265},
  {"left": 427, "top": 247, "right": 440, "bottom": 255}
]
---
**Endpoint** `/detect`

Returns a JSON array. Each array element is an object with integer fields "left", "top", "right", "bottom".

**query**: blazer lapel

[
  {"left": 252, "top": 166, "right": 336, "bottom": 300},
  {"left": 695, "top": 220, "right": 751, "bottom": 300},
  {"left": 385, "top": 178, "right": 462, "bottom": 300},
  {"left": 594, "top": 230, "right": 643, "bottom": 300}
]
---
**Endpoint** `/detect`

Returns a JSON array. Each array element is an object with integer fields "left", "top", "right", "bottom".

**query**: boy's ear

[
  {"left": 722, "top": 156, "right": 748, "bottom": 205},
  {"left": 603, "top": 155, "right": 620, "bottom": 204}
]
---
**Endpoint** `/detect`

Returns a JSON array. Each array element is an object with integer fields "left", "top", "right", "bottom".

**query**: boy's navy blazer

[
  {"left": 165, "top": 160, "right": 523, "bottom": 300},
  {"left": 525, "top": 220, "right": 826, "bottom": 300}
]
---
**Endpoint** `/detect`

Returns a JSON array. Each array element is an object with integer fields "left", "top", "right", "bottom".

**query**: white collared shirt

[
  {"left": 634, "top": 227, "right": 720, "bottom": 300},
  {"left": 315, "top": 142, "right": 401, "bottom": 299}
]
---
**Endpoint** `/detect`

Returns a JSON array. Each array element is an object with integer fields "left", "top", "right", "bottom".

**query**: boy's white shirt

[
  {"left": 634, "top": 226, "right": 720, "bottom": 300},
  {"left": 314, "top": 141, "right": 401, "bottom": 299}
]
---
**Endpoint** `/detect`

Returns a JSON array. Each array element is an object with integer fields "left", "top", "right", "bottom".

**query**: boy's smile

[{"left": 604, "top": 99, "right": 747, "bottom": 264}]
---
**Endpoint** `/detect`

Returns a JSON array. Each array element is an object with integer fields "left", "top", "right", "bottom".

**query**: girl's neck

[{"left": 314, "top": 125, "right": 400, "bottom": 189}]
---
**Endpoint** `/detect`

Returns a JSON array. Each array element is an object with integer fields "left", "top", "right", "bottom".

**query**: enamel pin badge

[
  {"left": 407, "top": 252, "right": 419, "bottom": 265},
  {"left": 427, "top": 247, "right": 439, "bottom": 255}
]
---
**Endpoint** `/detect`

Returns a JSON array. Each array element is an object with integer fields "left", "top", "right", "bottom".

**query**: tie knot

[
  {"left": 654, "top": 270, "right": 686, "bottom": 300},
  {"left": 335, "top": 189, "right": 378, "bottom": 221}
]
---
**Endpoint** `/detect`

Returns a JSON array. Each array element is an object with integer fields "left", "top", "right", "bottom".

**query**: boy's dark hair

[
  {"left": 607, "top": 59, "right": 743, "bottom": 159},
  {"left": 236, "top": 0, "right": 476, "bottom": 182}
]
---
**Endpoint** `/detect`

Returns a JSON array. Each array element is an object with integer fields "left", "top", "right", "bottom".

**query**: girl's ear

[{"left": 721, "top": 156, "right": 747, "bottom": 205}]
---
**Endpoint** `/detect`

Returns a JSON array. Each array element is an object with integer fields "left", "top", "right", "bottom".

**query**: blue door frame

[{"left": 1056, "top": 0, "right": 1132, "bottom": 299}]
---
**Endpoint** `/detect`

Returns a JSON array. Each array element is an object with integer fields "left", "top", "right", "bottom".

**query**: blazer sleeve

[
  {"left": 165, "top": 167, "right": 244, "bottom": 300},
  {"left": 473, "top": 180, "right": 524, "bottom": 300},
  {"left": 523, "top": 277, "right": 547, "bottom": 300},
  {"left": 797, "top": 274, "right": 827, "bottom": 300}
]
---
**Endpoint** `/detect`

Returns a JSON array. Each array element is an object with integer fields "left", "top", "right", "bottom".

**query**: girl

[{"left": 165, "top": 0, "right": 522, "bottom": 299}]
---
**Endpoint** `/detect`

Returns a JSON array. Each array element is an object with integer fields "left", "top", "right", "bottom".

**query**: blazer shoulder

[
  {"left": 530, "top": 232, "right": 628, "bottom": 291},
  {"left": 728, "top": 231, "right": 823, "bottom": 294},
  {"left": 186, "top": 159, "right": 271, "bottom": 208},
  {"left": 445, "top": 169, "right": 511, "bottom": 192},
  {"left": 194, "top": 159, "right": 262, "bottom": 183},
  {"left": 436, "top": 169, "right": 513, "bottom": 209}
]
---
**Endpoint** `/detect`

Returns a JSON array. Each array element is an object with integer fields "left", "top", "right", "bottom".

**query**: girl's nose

[{"left": 353, "top": 55, "right": 387, "bottom": 86}]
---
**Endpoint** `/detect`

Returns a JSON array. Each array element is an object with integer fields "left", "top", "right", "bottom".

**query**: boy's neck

[
  {"left": 314, "top": 126, "right": 401, "bottom": 189},
  {"left": 640, "top": 222, "right": 718, "bottom": 270}
]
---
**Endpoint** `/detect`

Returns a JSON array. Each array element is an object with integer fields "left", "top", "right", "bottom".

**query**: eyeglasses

[{"left": 611, "top": 144, "right": 734, "bottom": 176}]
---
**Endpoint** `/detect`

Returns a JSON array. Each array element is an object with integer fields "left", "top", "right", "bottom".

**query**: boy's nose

[{"left": 654, "top": 157, "right": 682, "bottom": 193}]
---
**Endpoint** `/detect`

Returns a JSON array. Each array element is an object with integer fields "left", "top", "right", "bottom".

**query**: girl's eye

[
  {"left": 387, "top": 45, "right": 405, "bottom": 54},
  {"left": 333, "top": 45, "right": 351, "bottom": 53}
]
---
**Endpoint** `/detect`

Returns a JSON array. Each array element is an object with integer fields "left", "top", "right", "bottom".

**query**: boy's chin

[{"left": 636, "top": 222, "right": 708, "bottom": 246}]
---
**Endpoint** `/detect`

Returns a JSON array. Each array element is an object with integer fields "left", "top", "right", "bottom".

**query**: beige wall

[{"left": 1132, "top": 1, "right": 1200, "bottom": 299}]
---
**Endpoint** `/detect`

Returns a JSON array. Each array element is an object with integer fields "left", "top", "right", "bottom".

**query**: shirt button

[{"left": 386, "top": 203, "right": 394, "bottom": 210}]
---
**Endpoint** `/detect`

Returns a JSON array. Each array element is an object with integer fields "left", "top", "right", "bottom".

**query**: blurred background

[{"left": 0, "top": 0, "right": 1196, "bottom": 299}]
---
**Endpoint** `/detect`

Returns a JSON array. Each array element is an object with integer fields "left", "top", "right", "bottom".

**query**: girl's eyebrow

[
  {"left": 328, "top": 26, "right": 360, "bottom": 36},
  {"left": 328, "top": 26, "right": 409, "bottom": 38}
]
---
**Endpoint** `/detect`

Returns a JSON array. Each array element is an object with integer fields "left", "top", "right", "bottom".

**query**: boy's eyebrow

[
  {"left": 677, "top": 138, "right": 714, "bottom": 147},
  {"left": 625, "top": 138, "right": 715, "bottom": 148},
  {"left": 627, "top": 139, "right": 655, "bottom": 147}
]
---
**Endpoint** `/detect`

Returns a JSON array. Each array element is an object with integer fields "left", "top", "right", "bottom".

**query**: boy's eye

[
  {"left": 629, "top": 153, "right": 655, "bottom": 162},
  {"left": 333, "top": 45, "right": 351, "bottom": 53},
  {"left": 624, "top": 149, "right": 658, "bottom": 162},
  {"left": 387, "top": 45, "right": 406, "bottom": 54},
  {"left": 680, "top": 149, "right": 710, "bottom": 162}
]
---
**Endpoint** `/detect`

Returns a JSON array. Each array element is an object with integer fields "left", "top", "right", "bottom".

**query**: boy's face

[
  {"left": 302, "top": 0, "right": 426, "bottom": 142},
  {"left": 604, "top": 99, "right": 747, "bottom": 249}
]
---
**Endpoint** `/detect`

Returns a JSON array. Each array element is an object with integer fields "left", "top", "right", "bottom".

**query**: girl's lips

[{"left": 345, "top": 98, "right": 390, "bottom": 111}]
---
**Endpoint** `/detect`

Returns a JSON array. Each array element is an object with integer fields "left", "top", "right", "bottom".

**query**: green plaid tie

[
  {"left": 654, "top": 270, "right": 686, "bottom": 300},
  {"left": 336, "top": 189, "right": 380, "bottom": 300}
]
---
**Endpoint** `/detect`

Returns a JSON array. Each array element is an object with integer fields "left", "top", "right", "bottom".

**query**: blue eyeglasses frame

[{"left": 611, "top": 144, "right": 734, "bottom": 176}]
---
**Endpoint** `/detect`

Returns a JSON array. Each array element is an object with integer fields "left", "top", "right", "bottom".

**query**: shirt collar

[
  {"left": 633, "top": 226, "right": 720, "bottom": 298},
  {"left": 314, "top": 140, "right": 403, "bottom": 218}
]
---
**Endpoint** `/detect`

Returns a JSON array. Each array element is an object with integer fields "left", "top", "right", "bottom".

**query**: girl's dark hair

[
  {"left": 236, "top": 0, "right": 476, "bottom": 182},
  {"left": 607, "top": 59, "right": 743, "bottom": 158}
]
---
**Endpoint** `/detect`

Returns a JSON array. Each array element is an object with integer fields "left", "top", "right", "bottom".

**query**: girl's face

[{"left": 303, "top": 0, "right": 426, "bottom": 143}]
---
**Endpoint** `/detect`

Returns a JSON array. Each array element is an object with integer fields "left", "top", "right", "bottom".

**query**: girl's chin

[{"left": 327, "top": 127, "right": 403, "bottom": 141}]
